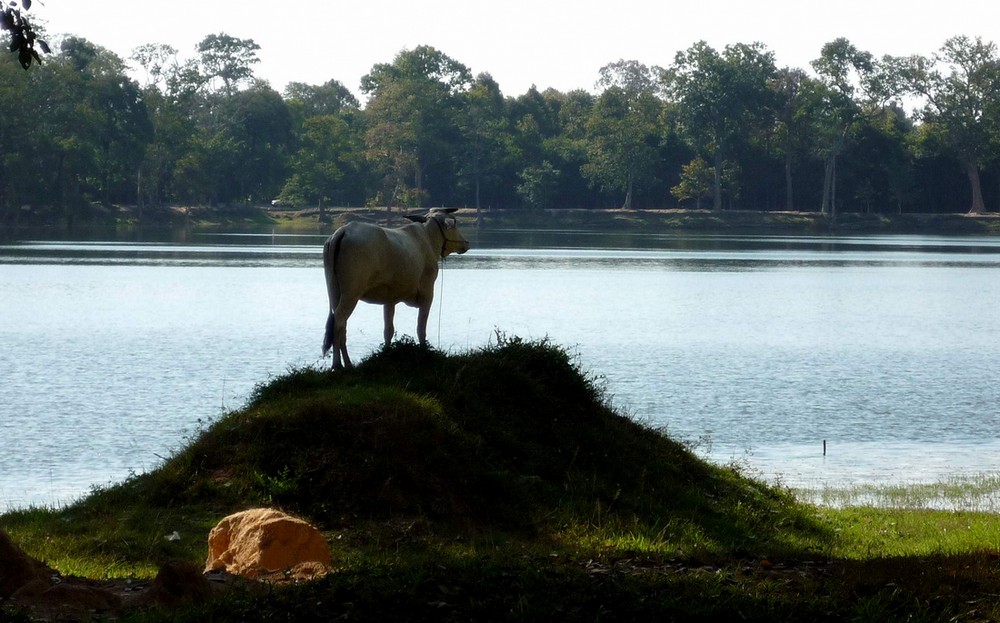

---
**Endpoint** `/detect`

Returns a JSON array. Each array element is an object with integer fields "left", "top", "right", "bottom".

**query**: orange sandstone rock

[{"left": 204, "top": 508, "right": 332, "bottom": 580}]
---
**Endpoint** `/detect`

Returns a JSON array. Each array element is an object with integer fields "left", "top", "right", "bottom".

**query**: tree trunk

[
  {"left": 821, "top": 129, "right": 847, "bottom": 218},
  {"left": 821, "top": 154, "right": 835, "bottom": 216},
  {"left": 831, "top": 156, "right": 837, "bottom": 218},
  {"left": 622, "top": 170, "right": 633, "bottom": 210},
  {"left": 965, "top": 162, "right": 986, "bottom": 214},
  {"left": 821, "top": 154, "right": 839, "bottom": 219},
  {"left": 414, "top": 162, "right": 424, "bottom": 204},
  {"left": 784, "top": 151, "right": 794, "bottom": 211},
  {"left": 712, "top": 151, "right": 723, "bottom": 211}
]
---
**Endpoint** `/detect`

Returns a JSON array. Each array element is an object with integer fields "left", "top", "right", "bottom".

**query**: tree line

[{"left": 2, "top": 32, "right": 1000, "bottom": 225}]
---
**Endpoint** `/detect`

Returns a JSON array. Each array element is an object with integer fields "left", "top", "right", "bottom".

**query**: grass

[
  {"left": 2, "top": 337, "right": 1000, "bottom": 621},
  {"left": 801, "top": 474, "right": 1000, "bottom": 512}
]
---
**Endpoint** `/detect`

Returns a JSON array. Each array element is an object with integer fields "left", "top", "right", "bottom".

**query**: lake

[{"left": 2, "top": 229, "right": 999, "bottom": 510}]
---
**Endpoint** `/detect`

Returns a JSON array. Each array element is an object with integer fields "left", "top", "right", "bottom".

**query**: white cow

[{"left": 321, "top": 208, "right": 470, "bottom": 369}]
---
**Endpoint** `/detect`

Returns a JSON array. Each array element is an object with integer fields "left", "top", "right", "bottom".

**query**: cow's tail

[{"left": 321, "top": 229, "right": 345, "bottom": 358}]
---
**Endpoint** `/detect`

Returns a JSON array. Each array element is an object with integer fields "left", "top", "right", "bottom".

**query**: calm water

[{"left": 2, "top": 230, "right": 999, "bottom": 509}]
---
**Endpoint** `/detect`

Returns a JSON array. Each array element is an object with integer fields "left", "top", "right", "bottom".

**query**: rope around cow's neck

[
  {"left": 431, "top": 215, "right": 449, "bottom": 258},
  {"left": 429, "top": 215, "right": 447, "bottom": 343}
]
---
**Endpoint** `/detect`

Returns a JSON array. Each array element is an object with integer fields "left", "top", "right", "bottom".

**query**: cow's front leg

[
  {"left": 383, "top": 304, "right": 396, "bottom": 348},
  {"left": 416, "top": 303, "right": 430, "bottom": 346}
]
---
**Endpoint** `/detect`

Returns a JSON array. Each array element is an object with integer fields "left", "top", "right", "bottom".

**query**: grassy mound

[{"left": 125, "top": 336, "right": 818, "bottom": 553}]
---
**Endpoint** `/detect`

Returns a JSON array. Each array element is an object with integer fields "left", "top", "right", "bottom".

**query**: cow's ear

[{"left": 404, "top": 214, "right": 427, "bottom": 223}]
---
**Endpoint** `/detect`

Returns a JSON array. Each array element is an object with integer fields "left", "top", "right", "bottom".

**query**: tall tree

[
  {"left": 662, "top": 41, "right": 777, "bottom": 210},
  {"left": 196, "top": 33, "right": 260, "bottom": 96},
  {"left": 217, "top": 82, "right": 293, "bottom": 203},
  {"left": 810, "top": 38, "right": 898, "bottom": 217},
  {"left": 129, "top": 43, "right": 178, "bottom": 90},
  {"left": 892, "top": 36, "right": 1000, "bottom": 213},
  {"left": 361, "top": 45, "right": 472, "bottom": 207},
  {"left": 770, "top": 67, "right": 817, "bottom": 211},
  {"left": 457, "top": 72, "right": 507, "bottom": 211},
  {"left": 583, "top": 60, "right": 662, "bottom": 209}
]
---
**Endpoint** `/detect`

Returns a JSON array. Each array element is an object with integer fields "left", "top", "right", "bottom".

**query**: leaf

[
  {"left": 22, "top": 0, "right": 30, "bottom": 9},
  {"left": 18, "top": 46, "right": 31, "bottom": 69},
  {"left": 38, "top": 39, "right": 48, "bottom": 54},
  {"left": 0, "top": 10, "right": 13, "bottom": 31}
]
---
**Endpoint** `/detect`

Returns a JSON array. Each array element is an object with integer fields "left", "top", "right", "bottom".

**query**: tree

[
  {"left": 0, "top": 37, "right": 152, "bottom": 224},
  {"left": 892, "top": 36, "right": 1000, "bottom": 213},
  {"left": 196, "top": 33, "right": 260, "bottom": 96},
  {"left": 217, "top": 82, "right": 293, "bottom": 203},
  {"left": 134, "top": 45, "right": 205, "bottom": 209},
  {"left": 516, "top": 160, "right": 560, "bottom": 210},
  {"left": 810, "top": 38, "right": 899, "bottom": 217},
  {"left": 361, "top": 45, "right": 472, "bottom": 208},
  {"left": 175, "top": 80, "right": 292, "bottom": 206},
  {"left": 280, "top": 114, "right": 361, "bottom": 216},
  {"left": 770, "top": 67, "right": 817, "bottom": 211},
  {"left": 129, "top": 43, "right": 178, "bottom": 89},
  {"left": 671, "top": 156, "right": 714, "bottom": 208},
  {"left": 457, "top": 72, "right": 507, "bottom": 211},
  {"left": 663, "top": 41, "right": 777, "bottom": 210},
  {"left": 582, "top": 60, "right": 662, "bottom": 209},
  {"left": 284, "top": 79, "right": 359, "bottom": 120}
]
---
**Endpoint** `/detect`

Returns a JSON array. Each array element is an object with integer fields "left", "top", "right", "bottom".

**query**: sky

[{"left": 33, "top": 0, "right": 999, "bottom": 100}]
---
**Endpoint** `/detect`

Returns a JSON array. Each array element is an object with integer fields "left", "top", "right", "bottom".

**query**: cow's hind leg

[
  {"left": 323, "top": 311, "right": 337, "bottom": 358},
  {"left": 383, "top": 304, "right": 396, "bottom": 348},
  {"left": 332, "top": 298, "right": 358, "bottom": 370},
  {"left": 337, "top": 344, "right": 352, "bottom": 369},
  {"left": 323, "top": 310, "right": 349, "bottom": 370}
]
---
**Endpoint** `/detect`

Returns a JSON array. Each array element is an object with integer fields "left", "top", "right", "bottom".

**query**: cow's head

[{"left": 406, "top": 208, "right": 470, "bottom": 257}]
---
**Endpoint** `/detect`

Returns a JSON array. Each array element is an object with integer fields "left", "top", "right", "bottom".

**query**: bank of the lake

[
  {"left": 2, "top": 340, "right": 1000, "bottom": 622},
  {"left": 6, "top": 203, "right": 1000, "bottom": 238},
  {"left": 251, "top": 206, "right": 1000, "bottom": 237}
]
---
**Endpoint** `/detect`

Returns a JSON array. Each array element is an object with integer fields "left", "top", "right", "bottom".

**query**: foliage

[
  {"left": 8, "top": 33, "right": 1000, "bottom": 225},
  {"left": 582, "top": 61, "right": 663, "bottom": 209},
  {"left": 196, "top": 33, "right": 260, "bottom": 96},
  {"left": 516, "top": 160, "right": 560, "bottom": 210},
  {"left": 671, "top": 156, "right": 714, "bottom": 208},
  {"left": 892, "top": 36, "right": 1000, "bottom": 213},
  {"left": 663, "top": 41, "right": 777, "bottom": 211},
  {"left": 361, "top": 46, "right": 471, "bottom": 208},
  {"left": 0, "top": 0, "right": 47, "bottom": 69}
]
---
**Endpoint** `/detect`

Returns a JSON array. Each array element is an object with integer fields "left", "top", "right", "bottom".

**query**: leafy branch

[{"left": 1, "top": 0, "right": 49, "bottom": 69}]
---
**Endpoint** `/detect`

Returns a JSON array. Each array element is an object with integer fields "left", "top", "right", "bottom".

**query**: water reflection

[{"left": 5, "top": 232, "right": 1000, "bottom": 270}]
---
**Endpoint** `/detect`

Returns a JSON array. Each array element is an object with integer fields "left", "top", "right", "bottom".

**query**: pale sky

[{"left": 35, "top": 0, "right": 997, "bottom": 99}]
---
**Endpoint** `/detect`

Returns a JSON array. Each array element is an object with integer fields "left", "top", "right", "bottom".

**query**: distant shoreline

[
  {"left": 269, "top": 206, "right": 1000, "bottom": 237},
  {"left": 5, "top": 204, "right": 1000, "bottom": 238}
]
